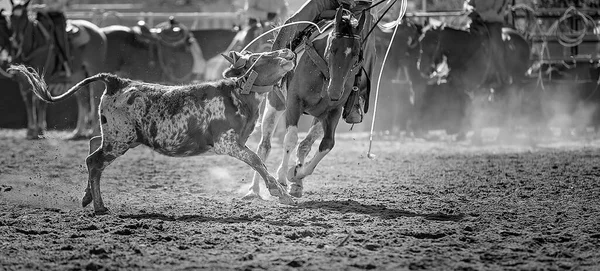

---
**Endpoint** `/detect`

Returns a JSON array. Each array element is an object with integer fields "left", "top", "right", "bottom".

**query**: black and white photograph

[{"left": 0, "top": 0, "right": 599, "bottom": 269}]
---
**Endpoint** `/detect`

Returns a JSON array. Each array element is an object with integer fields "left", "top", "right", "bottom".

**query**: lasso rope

[
  {"left": 367, "top": 0, "right": 408, "bottom": 159},
  {"left": 241, "top": 21, "right": 323, "bottom": 53},
  {"left": 547, "top": 6, "right": 597, "bottom": 48}
]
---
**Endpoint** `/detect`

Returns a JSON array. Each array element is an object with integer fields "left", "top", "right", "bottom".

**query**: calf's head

[{"left": 222, "top": 48, "right": 295, "bottom": 89}]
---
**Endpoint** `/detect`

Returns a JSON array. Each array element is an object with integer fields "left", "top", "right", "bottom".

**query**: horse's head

[
  {"left": 417, "top": 25, "right": 446, "bottom": 79},
  {"left": 0, "top": 10, "right": 13, "bottom": 70},
  {"left": 222, "top": 48, "right": 295, "bottom": 89},
  {"left": 9, "top": 0, "right": 30, "bottom": 44},
  {"left": 326, "top": 7, "right": 366, "bottom": 101}
]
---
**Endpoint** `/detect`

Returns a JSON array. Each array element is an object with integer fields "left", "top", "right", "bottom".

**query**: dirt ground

[{"left": 1, "top": 128, "right": 599, "bottom": 270}]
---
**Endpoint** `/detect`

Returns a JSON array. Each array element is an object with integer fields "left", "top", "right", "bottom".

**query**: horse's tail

[{"left": 8, "top": 64, "right": 120, "bottom": 103}]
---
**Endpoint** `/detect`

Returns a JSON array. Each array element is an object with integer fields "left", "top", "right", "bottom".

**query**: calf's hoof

[{"left": 81, "top": 191, "right": 92, "bottom": 208}]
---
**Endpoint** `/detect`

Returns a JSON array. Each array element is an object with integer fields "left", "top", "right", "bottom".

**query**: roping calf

[{"left": 9, "top": 48, "right": 296, "bottom": 214}]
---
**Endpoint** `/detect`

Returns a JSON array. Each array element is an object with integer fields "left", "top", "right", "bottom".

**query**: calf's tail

[{"left": 8, "top": 64, "right": 123, "bottom": 103}]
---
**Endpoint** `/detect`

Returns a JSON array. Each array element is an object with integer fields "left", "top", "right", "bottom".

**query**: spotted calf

[{"left": 9, "top": 48, "right": 296, "bottom": 214}]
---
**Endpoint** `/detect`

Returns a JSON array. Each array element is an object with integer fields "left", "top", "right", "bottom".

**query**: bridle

[{"left": 331, "top": 31, "right": 364, "bottom": 73}]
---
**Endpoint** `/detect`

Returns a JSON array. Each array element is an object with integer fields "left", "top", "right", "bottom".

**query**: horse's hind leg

[{"left": 244, "top": 102, "right": 284, "bottom": 200}]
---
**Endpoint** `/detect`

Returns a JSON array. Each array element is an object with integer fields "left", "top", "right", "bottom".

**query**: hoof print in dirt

[
  {"left": 0, "top": 184, "right": 12, "bottom": 192},
  {"left": 89, "top": 247, "right": 108, "bottom": 255},
  {"left": 287, "top": 259, "right": 306, "bottom": 268},
  {"left": 85, "top": 262, "right": 103, "bottom": 271}
]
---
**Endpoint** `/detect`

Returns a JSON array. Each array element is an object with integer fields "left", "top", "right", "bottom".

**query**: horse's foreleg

[
  {"left": 288, "top": 109, "right": 342, "bottom": 198},
  {"left": 19, "top": 83, "right": 37, "bottom": 139},
  {"left": 296, "top": 118, "right": 322, "bottom": 165},
  {"left": 243, "top": 102, "right": 284, "bottom": 200},
  {"left": 36, "top": 97, "right": 47, "bottom": 138},
  {"left": 276, "top": 105, "right": 302, "bottom": 191},
  {"left": 68, "top": 84, "right": 91, "bottom": 140}
]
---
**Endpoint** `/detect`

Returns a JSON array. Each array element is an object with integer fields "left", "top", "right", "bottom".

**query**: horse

[
  {"left": 373, "top": 18, "right": 427, "bottom": 136},
  {"left": 101, "top": 17, "right": 205, "bottom": 84},
  {"left": 9, "top": 0, "right": 107, "bottom": 140},
  {"left": 417, "top": 23, "right": 531, "bottom": 141},
  {"left": 10, "top": 0, "right": 106, "bottom": 139},
  {"left": 0, "top": 10, "right": 13, "bottom": 78},
  {"left": 243, "top": 7, "right": 367, "bottom": 199}
]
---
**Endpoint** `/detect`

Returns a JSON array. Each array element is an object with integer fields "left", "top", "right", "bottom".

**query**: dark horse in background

[
  {"left": 0, "top": 10, "right": 13, "bottom": 77},
  {"left": 373, "top": 18, "right": 427, "bottom": 136},
  {"left": 417, "top": 22, "right": 531, "bottom": 141},
  {"left": 101, "top": 17, "right": 205, "bottom": 84},
  {"left": 9, "top": 0, "right": 107, "bottom": 139},
  {"left": 244, "top": 8, "right": 366, "bottom": 199}
]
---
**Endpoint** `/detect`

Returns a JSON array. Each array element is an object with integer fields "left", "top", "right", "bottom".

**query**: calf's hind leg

[
  {"left": 82, "top": 136, "right": 102, "bottom": 208},
  {"left": 83, "top": 138, "right": 131, "bottom": 214}
]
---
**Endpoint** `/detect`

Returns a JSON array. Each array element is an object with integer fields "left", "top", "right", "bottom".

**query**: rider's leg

[{"left": 344, "top": 20, "right": 375, "bottom": 124}]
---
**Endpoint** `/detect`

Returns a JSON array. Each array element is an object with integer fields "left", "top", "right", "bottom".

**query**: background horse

[
  {"left": 373, "top": 18, "right": 426, "bottom": 136},
  {"left": 9, "top": 0, "right": 106, "bottom": 140},
  {"left": 417, "top": 24, "right": 531, "bottom": 141},
  {"left": 101, "top": 17, "right": 204, "bottom": 84},
  {"left": 244, "top": 8, "right": 366, "bottom": 199},
  {"left": 0, "top": 10, "right": 13, "bottom": 78},
  {"left": 204, "top": 20, "right": 275, "bottom": 80}
]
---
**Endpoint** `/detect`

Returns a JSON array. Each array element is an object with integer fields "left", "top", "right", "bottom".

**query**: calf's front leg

[{"left": 214, "top": 131, "right": 294, "bottom": 205}]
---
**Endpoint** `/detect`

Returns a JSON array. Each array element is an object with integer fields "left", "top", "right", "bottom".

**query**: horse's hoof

[
  {"left": 277, "top": 193, "right": 296, "bottom": 205},
  {"left": 242, "top": 191, "right": 263, "bottom": 201},
  {"left": 289, "top": 183, "right": 303, "bottom": 198},
  {"left": 26, "top": 130, "right": 44, "bottom": 140}
]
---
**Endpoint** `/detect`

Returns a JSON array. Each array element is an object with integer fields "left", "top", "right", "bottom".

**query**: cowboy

[
  {"left": 244, "top": 0, "right": 289, "bottom": 25},
  {"left": 33, "top": 0, "right": 70, "bottom": 76},
  {"left": 464, "top": 0, "right": 510, "bottom": 87},
  {"left": 242, "top": 0, "right": 289, "bottom": 52},
  {"left": 272, "top": 0, "right": 392, "bottom": 124}
]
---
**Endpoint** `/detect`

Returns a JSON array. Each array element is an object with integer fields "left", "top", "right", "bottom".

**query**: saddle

[
  {"left": 132, "top": 17, "right": 203, "bottom": 83},
  {"left": 132, "top": 17, "right": 189, "bottom": 47},
  {"left": 66, "top": 22, "right": 90, "bottom": 47}
]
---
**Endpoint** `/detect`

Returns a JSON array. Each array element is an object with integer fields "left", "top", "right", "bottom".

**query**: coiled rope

[{"left": 548, "top": 6, "right": 597, "bottom": 48}]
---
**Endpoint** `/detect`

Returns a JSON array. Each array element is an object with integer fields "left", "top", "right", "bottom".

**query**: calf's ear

[{"left": 222, "top": 67, "right": 243, "bottom": 79}]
